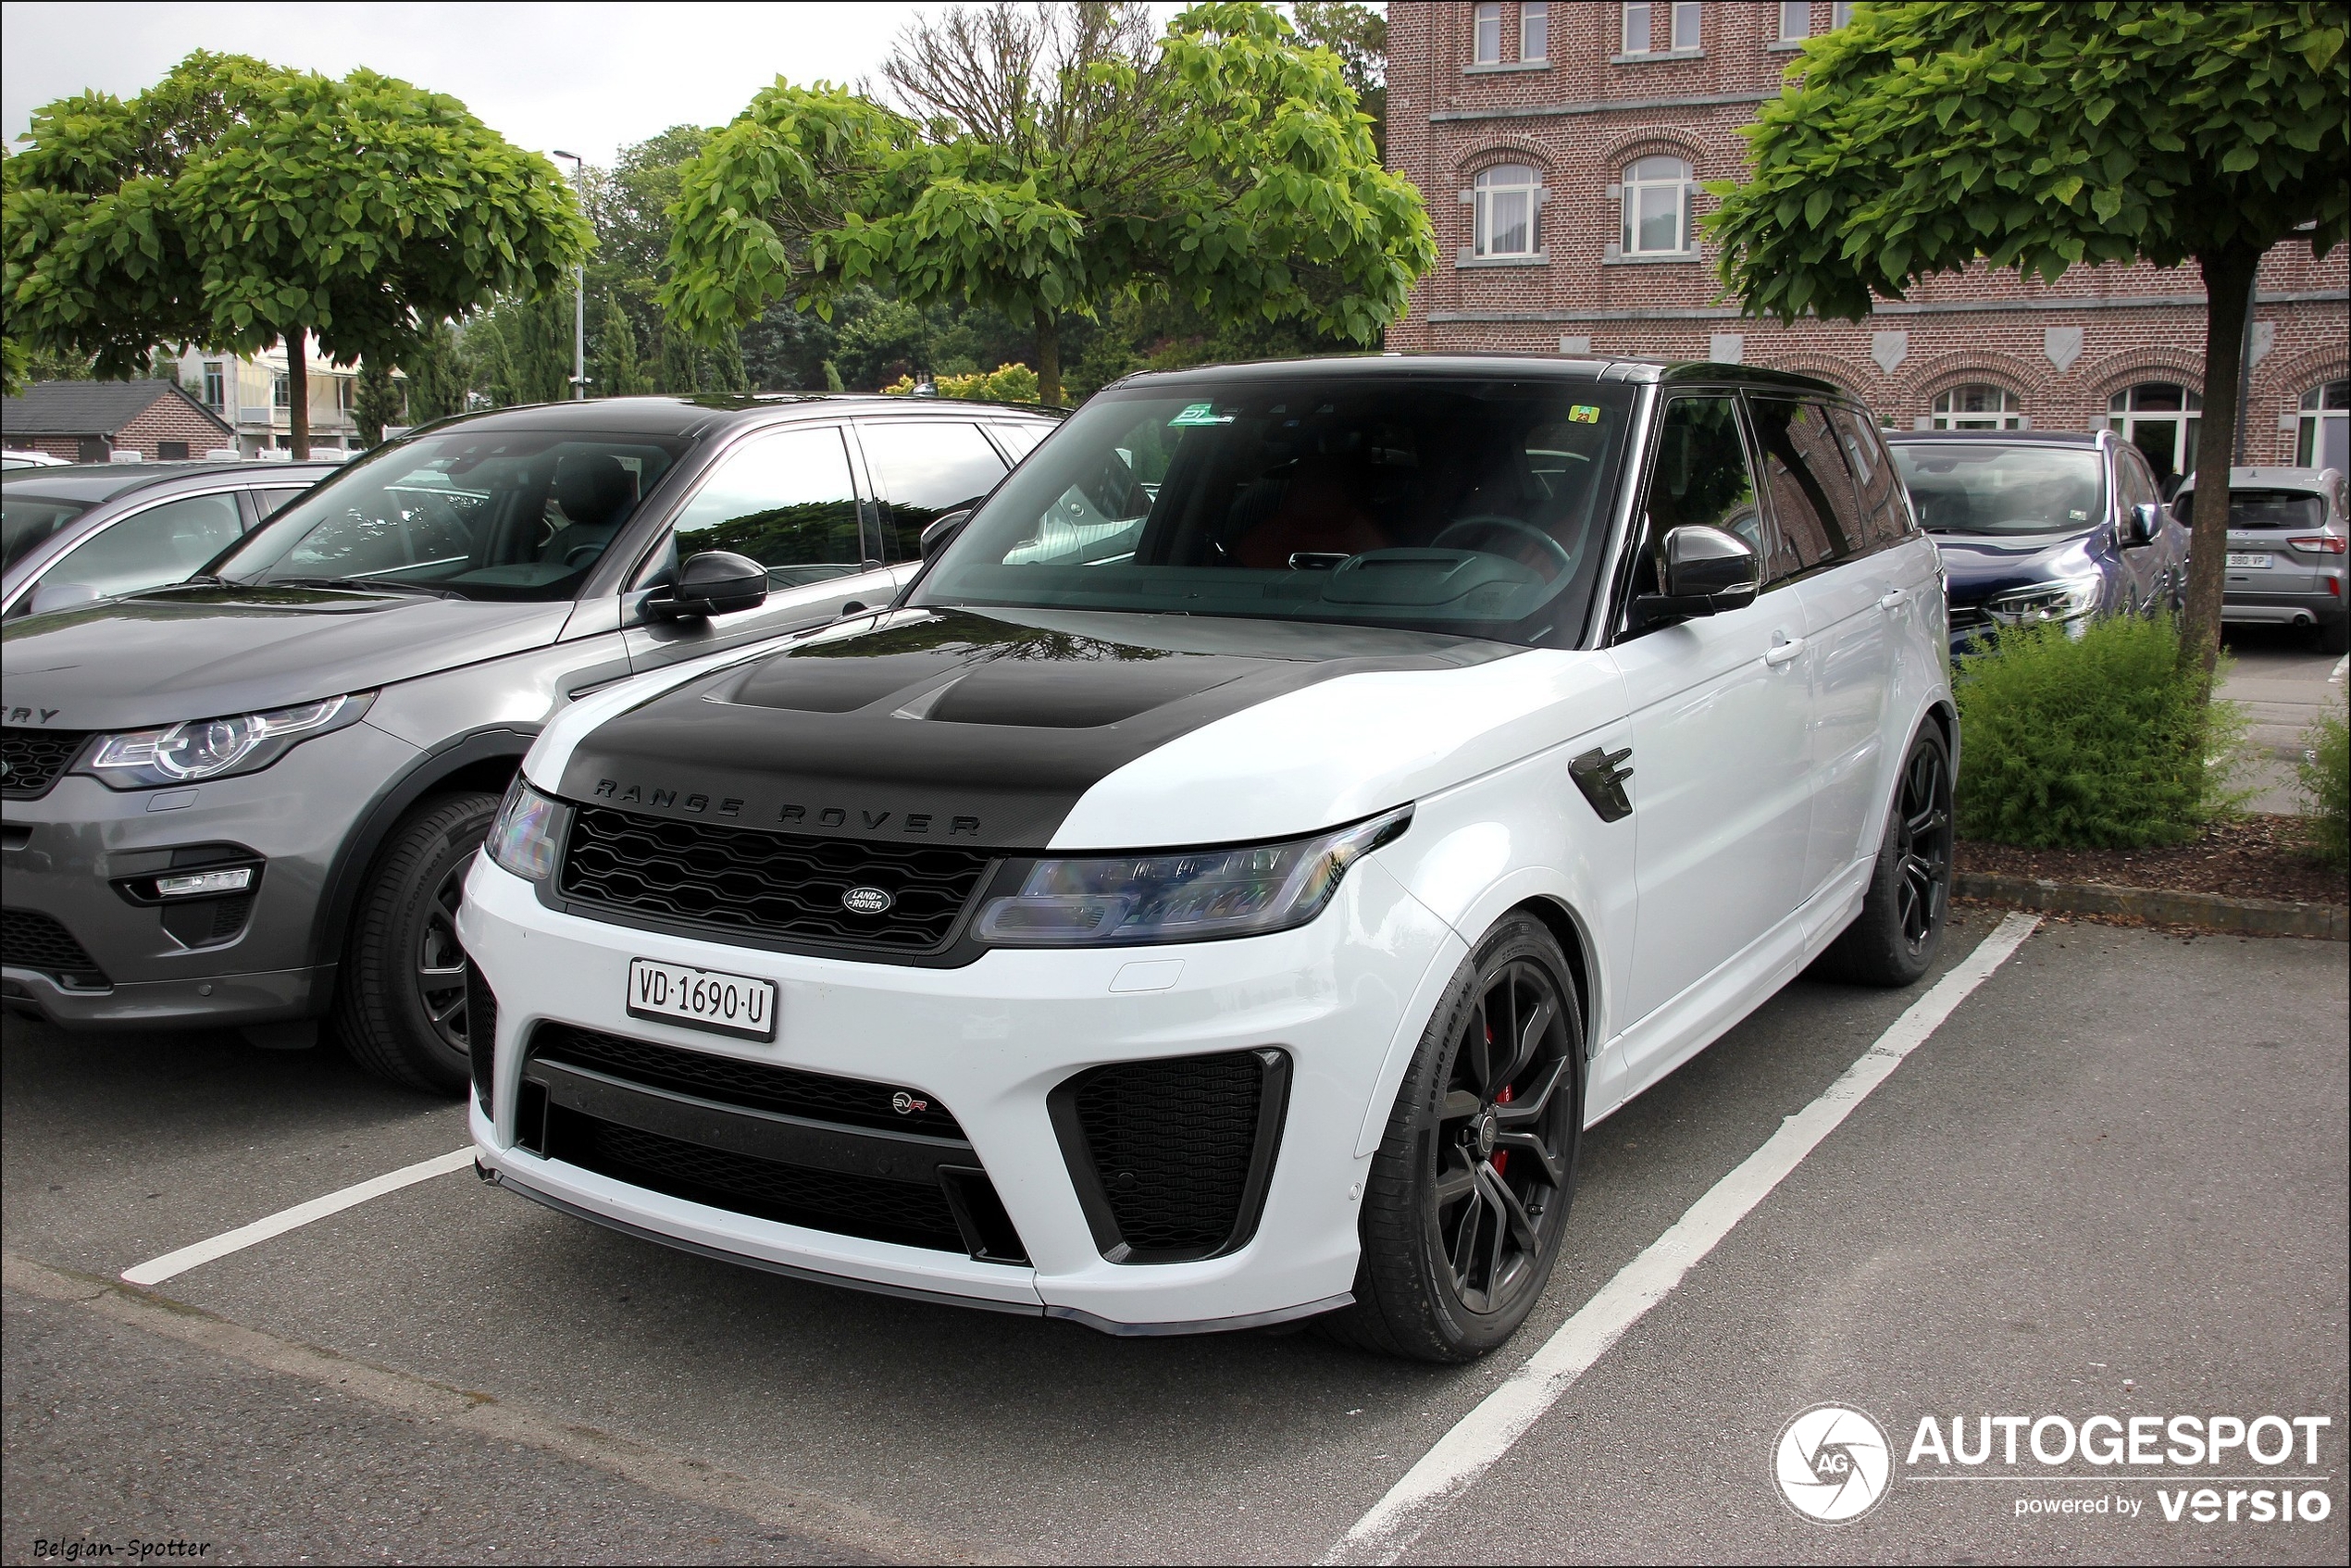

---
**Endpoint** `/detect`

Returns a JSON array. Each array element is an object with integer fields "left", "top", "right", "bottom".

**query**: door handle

[
  {"left": 1877, "top": 587, "right": 1907, "bottom": 611},
  {"left": 1763, "top": 636, "right": 1807, "bottom": 666}
]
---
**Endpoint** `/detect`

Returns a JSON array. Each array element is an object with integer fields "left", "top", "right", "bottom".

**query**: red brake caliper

[{"left": 1492, "top": 1082, "right": 1512, "bottom": 1177}]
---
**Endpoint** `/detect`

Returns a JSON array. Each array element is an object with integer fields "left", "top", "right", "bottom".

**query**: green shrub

[
  {"left": 1952, "top": 614, "right": 2246, "bottom": 849},
  {"left": 881, "top": 363, "right": 1041, "bottom": 404},
  {"left": 2296, "top": 699, "right": 2350, "bottom": 872}
]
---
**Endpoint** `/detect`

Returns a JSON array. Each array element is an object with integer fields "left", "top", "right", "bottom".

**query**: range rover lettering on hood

[{"left": 557, "top": 609, "right": 1513, "bottom": 848}]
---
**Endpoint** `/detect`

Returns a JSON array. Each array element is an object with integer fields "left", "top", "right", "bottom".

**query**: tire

[
  {"left": 1810, "top": 724, "right": 1955, "bottom": 988},
  {"left": 1319, "top": 913, "right": 1584, "bottom": 1363},
  {"left": 335, "top": 790, "right": 499, "bottom": 1094}
]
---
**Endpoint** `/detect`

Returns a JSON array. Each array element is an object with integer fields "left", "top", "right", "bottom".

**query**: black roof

[
  {"left": 1, "top": 379, "right": 234, "bottom": 438},
  {"left": 407, "top": 392, "right": 1066, "bottom": 442},
  {"left": 1883, "top": 429, "right": 2103, "bottom": 446},
  {"left": 0, "top": 460, "right": 337, "bottom": 504},
  {"left": 1105, "top": 353, "right": 1844, "bottom": 396}
]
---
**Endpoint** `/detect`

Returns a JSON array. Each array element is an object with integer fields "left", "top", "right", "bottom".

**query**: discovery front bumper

[{"left": 458, "top": 848, "right": 1461, "bottom": 1334}]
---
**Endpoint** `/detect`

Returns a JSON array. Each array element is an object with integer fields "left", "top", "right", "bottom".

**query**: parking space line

[
  {"left": 1323, "top": 912, "right": 2041, "bottom": 1566},
  {"left": 121, "top": 1146, "right": 477, "bottom": 1287}
]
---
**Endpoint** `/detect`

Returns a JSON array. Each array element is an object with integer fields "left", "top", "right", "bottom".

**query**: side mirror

[
  {"left": 27, "top": 580, "right": 104, "bottom": 616},
  {"left": 645, "top": 551, "right": 767, "bottom": 620},
  {"left": 1633, "top": 525, "right": 1760, "bottom": 626},
  {"left": 920, "top": 509, "right": 972, "bottom": 558},
  {"left": 2126, "top": 502, "right": 2162, "bottom": 546}
]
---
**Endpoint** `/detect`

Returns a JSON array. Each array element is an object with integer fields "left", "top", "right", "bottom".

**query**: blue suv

[{"left": 1886, "top": 429, "right": 2191, "bottom": 654}]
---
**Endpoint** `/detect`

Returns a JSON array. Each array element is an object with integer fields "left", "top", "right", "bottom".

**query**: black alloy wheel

[
  {"left": 337, "top": 790, "right": 500, "bottom": 1094},
  {"left": 417, "top": 856, "right": 471, "bottom": 1055},
  {"left": 1811, "top": 725, "right": 1955, "bottom": 987},
  {"left": 1323, "top": 914, "right": 1584, "bottom": 1362}
]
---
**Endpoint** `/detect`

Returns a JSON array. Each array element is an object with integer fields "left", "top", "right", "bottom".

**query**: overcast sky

[{"left": 1, "top": 2, "right": 1188, "bottom": 168}]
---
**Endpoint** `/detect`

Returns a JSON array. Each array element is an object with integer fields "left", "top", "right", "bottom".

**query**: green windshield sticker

[
  {"left": 1170, "top": 402, "right": 1233, "bottom": 427},
  {"left": 1569, "top": 404, "right": 1601, "bottom": 424}
]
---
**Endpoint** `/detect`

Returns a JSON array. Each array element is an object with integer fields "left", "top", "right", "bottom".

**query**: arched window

[
  {"left": 2108, "top": 382, "right": 2202, "bottom": 486},
  {"left": 1474, "top": 163, "right": 1544, "bottom": 258},
  {"left": 1932, "top": 384, "right": 2022, "bottom": 430},
  {"left": 2297, "top": 380, "right": 2349, "bottom": 471},
  {"left": 1622, "top": 156, "right": 1694, "bottom": 256}
]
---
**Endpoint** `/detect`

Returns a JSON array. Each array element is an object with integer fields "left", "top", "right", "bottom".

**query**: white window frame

[
  {"left": 2297, "top": 380, "right": 2350, "bottom": 470},
  {"left": 271, "top": 375, "right": 290, "bottom": 409},
  {"left": 1622, "top": 2, "right": 1652, "bottom": 54},
  {"left": 1474, "top": 164, "right": 1545, "bottom": 259},
  {"left": 1621, "top": 156, "right": 1697, "bottom": 257},
  {"left": 1474, "top": 2, "right": 1503, "bottom": 64},
  {"left": 1832, "top": 1, "right": 1855, "bottom": 26},
  {"left": 1521, "top": 1, "right": 1549, "bottom": 61},
  {"left": 2106, "top": 382, "right": 2204, "bottom": 479},
  {"left": 1931, "top": 384, "right": 2024, "bottom": 431},
  {"left": 202, "top": 362, "right": 225, "bottom": 409},
  {"left": 1671, "top": 1, "right": 1702, "bottom": 50},
  {"left": 1778, "top": 2, "right": 1810, "bottom": 41}
]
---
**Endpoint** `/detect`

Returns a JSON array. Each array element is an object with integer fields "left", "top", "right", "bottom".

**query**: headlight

[
  {"left": 485, "top": 778, "right": 566, "bottom": 882},
  {"left": 87, "top": 693, "right": 371, "bottom": 788},
  {"left": 973, "top": 806, "right": 1411, "bottom": 947},
  {"left": 1985, "top": 579, "right": 2100, "bottom": 626}
]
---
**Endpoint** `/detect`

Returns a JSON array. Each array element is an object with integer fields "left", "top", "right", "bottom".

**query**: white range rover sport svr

[{"left": 461, "top": 356, "right": 1954, "bottom": 1362}]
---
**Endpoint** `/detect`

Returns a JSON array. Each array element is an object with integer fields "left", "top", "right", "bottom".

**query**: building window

[
  {"left": 272, "top": 375, "right": 290, "bottom": 409},
  {"left": 1932, "top": 385, "right": 2023, "bottom": 430},
  {"left": 1622, "top": 2, "right": 1651, "bottom": 54},
  {"left": 338, "top": 377, "right": 357, "bottom": 414},
  {"left": 2299, "top": 380, "right": 2350, "bottom": 471},
  {"left": 1521, "top": 1, "right": 1549, "bottom": 61},
  {"left": 1474, "top": 2, "right": 1503, "bottom": 63},
  {"left": 1622, "top": 156, "right": 1695, "bottom": 255},
  {"left": 1671, "top": 1, "right": 1702, "bottom": 50},
  {"left": 1833, "top": 1, "right": 1855, "bottom": 25},
  {"left": 1474, "top": 164, "right": 1544, "bottom": 257},
  {"left": 2108, "top": 382, "right": 2203, "bottom": 487},
  {"left": 1778, "top": 2, "right": 1810, "bottom": 39},
  {"left": 157, "top": 441, "right": 191, "bottom": 461},
  {"left": 202, "top": 362, "right": 225, "bottom": 409}
]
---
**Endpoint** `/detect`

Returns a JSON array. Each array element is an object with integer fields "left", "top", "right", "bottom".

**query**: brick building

[
  {"left": 1, "top": 380, "right": 237, "bottom": 464},
  {"left": 1384, "top": 1, "right": 2351, "bottom": 485}
]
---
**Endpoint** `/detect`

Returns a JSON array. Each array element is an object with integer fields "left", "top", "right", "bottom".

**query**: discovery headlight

[
  {"left": 86, "top": 693, "right": 372, "bottom": 788},
  {"left": 1985, "top": 579, "right": 2101, "bottom": 627},
  {"left": 973, "top": 806, "right": 1412, "bottom": 947},
  {"left": 485, "top": 778, "right": 567, "bottom": 882}
]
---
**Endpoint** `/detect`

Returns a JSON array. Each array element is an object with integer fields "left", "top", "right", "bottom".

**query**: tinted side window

[
  {"left": 989, "top": 422, "right": 1052, "bottom": 462},
  {"left": 666, "top": 427, "right": 865, "bottom": 588},
  {"left": 40, "top": 492, "right": 243, "bottom": 602},
  {"left": 2113, "top": 447, "right": 2158, "bottom": 516},
  {"left": 253, "top": 487, "right": 306, "bottom": 520},
  {"left": 1631, "top": 395, "right": 1762, "bottom": 598},
  {"left": 1748, "top": 397, "right": 1864, "bottom": 573},
  {"left": 859, "top": 422, "right": 1008, "bottom": 561},
  {"left": 1827, "top": 407, "right": 1909, "bottom": 550}
]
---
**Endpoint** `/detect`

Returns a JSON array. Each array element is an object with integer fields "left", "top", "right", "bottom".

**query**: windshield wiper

[{"left": 265, "top": 575, "right": 463, "bottom": 599}]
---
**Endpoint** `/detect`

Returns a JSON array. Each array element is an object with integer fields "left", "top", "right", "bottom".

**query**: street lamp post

[{"left": 553, "top": 150, "right": 588, "bottom": 400}]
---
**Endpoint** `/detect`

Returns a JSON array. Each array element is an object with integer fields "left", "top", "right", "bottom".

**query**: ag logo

[
  {"left": 1773, "top": 1403, "right": 1892, "bottom": 1524},
  {"left": 840, "top": 886, "right": 893, "bottom": 915}
]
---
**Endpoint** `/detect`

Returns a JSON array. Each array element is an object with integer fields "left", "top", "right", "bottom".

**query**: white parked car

[{"left": 462, "top": 357, "right": 1954, "bottom": 1361}]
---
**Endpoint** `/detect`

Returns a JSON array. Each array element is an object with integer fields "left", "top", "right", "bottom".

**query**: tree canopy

[
  {"left": 1709, "top": 1, "right": 2348, "bottom": 673},
  {"left": 4, "top": 50, "right": 590, "bottom": 453},
  {"left": 659, "top": 1, "right": 1431, "bottom": 403}
]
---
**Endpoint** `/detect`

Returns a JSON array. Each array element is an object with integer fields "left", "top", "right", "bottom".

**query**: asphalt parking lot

[{"left": 5, "top": 910, "right": 2345, "bottom": 1566}]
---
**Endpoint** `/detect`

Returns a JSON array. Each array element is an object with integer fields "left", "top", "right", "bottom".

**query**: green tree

[
  {"left": 4, "top": 50, "right": 590, "bottom": 455},
  {"left": 352, "top": 355, "right": 401, "bottom": 446},
  {"left": 1709, "top": 2, "right": 2349, "bottom": 679},
  {"left": 1292, "top": 2, "right": 1387, "bottom": 159},
  {"left": 469, "top": 293, "right": 572, "bottom": 406},
  {"left": 401, "top": 318, "right": 468, "bottom": 422},
  {"left": 661, "top": 2, "right": 1431, "bottom": 405},
  {"left": 591, "top": 286, "right": 652, "bottom": 396}
]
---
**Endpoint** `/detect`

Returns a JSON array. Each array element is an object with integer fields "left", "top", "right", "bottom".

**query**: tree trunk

[
  {"left": 2178, "top": 246, "right": 2259, "bottom": 683},
  {"left": 285, "top": 332, "right": 311, "bottom": 460},
  {"left": 1032, "top": 305, "right": 1062, "bottom": 406}
]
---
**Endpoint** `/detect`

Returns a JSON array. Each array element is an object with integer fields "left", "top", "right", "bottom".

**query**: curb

[{"left": 1953, "top": 873, "right": 2348, "bottom": 940}]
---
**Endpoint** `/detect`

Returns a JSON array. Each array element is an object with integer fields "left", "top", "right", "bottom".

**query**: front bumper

[
  {"left": 0, "top": 719, "right": 421, "bottom": 1030},
  {"left": 458, "top": 849, "right": 1458, "bottom": 1333}
]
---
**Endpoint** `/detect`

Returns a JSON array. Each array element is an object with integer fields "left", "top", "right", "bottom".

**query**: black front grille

[
  {"left": 1, "top": 729, "right": 88, "bottom": 800},
  {"left": 556, "top": 1112, "right": 972, "bottom": 1253},
  {"left": 558, "top": 805, "right": 994, "bottom": 953},
  {"left": 1054, "top": 1049, "right": 1289, "bottom": 1263},
  {"left": 533, "top": 1022, "right": 965, "bottom": 1139},
  {"left": 1, "top": 909, "right": 110, "bottom": 987}
]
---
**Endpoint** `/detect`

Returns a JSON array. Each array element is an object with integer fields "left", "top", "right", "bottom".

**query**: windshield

[
  {"left": 215, "top": 429, "right": 692, "bottom": 600},
  {"left": 1890, "top": 443, "right": 2106, "bottom": 537},
  {"left": 913, "top": 378, "right": 1636, "bottom": 644},
  {"left": 2, "top": 494, "right": 93, "bottom": 573},
  {"left": 2176, "top": 488, "right": 2325, "bottom": 530}
]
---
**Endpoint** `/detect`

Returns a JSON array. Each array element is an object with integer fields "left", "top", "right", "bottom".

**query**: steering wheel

[{"left": 1431, "top": 515, "right": 1575, "bottom": 577}]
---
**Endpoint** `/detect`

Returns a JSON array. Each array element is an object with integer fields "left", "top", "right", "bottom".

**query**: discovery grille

[
  {"left": 558, "top": 805, "right": 994, "bottom": 953},
  {"left": 1051, "top": 1049, "right": 1290, "bottom": 1263},
  {"left": 1, "top": 909, "right": 110, "bottom": 987},
  {"left": 532, "top": 1022, "right": 966, "bottom": 1139},
  {"left": 1, "top": 729, "right": 88, "bottom": 800}
]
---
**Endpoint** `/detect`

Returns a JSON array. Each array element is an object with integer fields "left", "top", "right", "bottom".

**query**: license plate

[
  {"left": 2225, "top": 553, "right": 2270, "bottom": 568},
  {"left": 627, "top": 958, "right": 777, "bottom": 1040}
]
